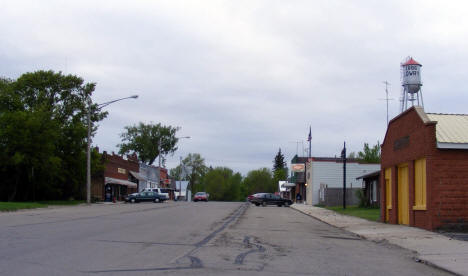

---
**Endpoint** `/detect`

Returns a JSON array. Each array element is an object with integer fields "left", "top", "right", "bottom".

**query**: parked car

[
  {"left": 247, "top": 193, "right": 267, "bottom": 203},
  {"left": 250, "top": 193, "right": 292, "bottom": 207},
  {"left": 125, "top": 191, "right": 167, "bottom": 203},
  {"left": 141, "top": 188, "right": 170, "bottom": 199},
  {"left": 193, "top": 192, "right": 208, "bottom": 202}
]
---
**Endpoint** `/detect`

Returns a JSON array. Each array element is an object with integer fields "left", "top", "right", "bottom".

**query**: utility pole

[
  {"left": 86, "top": 97, "right": 92, "bottom": 204},
  {"left": 157, "top": 137, "right": 162, "bottom": 188},
  {"left": 179, "top": 156, "right": 182, "bottom": 200},
  {"left": 289, "top": 141, "right": 302, "bottom": 156},
  {"left": 341, "top": 142, "right": 347, "bottom": 209},
  {"left": 175, "top": 136, "right": 190, "bottom": 200}
]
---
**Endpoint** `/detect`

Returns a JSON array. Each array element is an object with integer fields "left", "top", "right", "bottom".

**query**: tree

[
  {"left": 273, "top": 148, "right": 288, "bottom": 186},
  {"left": 171, "top": 153, "right": 208, "bottom": 194},
  {"left": 202, "top": 167, "right": 242, "bottom": 201},
  {"left": 242, "top": 168, "right": 276, "bottom": 196},
  {"left": 273, "top": 148, "right": 286, "bottom": 172},
  {"left": 273, "top": 169, "right": 287, "bottom": 183},
  {"left": 118, "top": 122, "right": 180, "bottom": 165},
  {"left": 0, "top": 70, "right": 106, "bottom": 201},
  {"left": 357, "top": 142, "right": 381, "bottom": 163}
]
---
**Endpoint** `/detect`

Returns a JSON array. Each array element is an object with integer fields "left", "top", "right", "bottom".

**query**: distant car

[
  {"left": 193, "top": 192, "right": 208, "bottom": 202},
  {"left": 250, "top": 193, "right": 292, "bottom": 207},
  {"left": 247, "top": 193, "right": 267, "bottom": 203},
  {"left": 125, "top": 191, "right": 167, "bottom": 203}
]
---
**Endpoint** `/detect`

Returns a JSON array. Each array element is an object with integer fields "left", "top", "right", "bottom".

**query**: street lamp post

[
  {"left": 179, "top": 156, "right": 183, "bottom": 200},
  {"left": 86, "top": 95, "right": 138, "bottom": 204},
  {"left": 176, "top": 136, "right": 190, "bottom": 200}
]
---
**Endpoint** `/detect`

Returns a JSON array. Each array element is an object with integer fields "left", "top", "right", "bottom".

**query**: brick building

[
  {"left": 91, "top": 151, "right": 139, "bottom": 201},
  {"left": 381, "top": 106, "right": 468, "bottom": 231}
]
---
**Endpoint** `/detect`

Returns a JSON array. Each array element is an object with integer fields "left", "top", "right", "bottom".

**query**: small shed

[
  {"left": 381, "top": 106, "right": 468, "bottom": 231},
  {"left": 356, "top": 170, "right": 380, "bottom": 207}
]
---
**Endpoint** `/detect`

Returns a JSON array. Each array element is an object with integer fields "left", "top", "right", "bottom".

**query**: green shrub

[{"left": 355, "top": 189, "right": 368, "bottom": 208}]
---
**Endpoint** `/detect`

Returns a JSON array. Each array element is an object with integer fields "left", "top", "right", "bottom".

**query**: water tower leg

[{"left": 420, "top": 88, "right": 424, "bottom": 108}]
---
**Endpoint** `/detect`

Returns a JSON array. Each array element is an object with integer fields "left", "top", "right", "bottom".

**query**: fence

[{"left": 319, "top": 185, "right": 362, "bottom": 206}]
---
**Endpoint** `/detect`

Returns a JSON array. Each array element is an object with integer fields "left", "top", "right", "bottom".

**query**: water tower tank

[{"left": 401, "top": 57, "right": 422, "bottom": 94}]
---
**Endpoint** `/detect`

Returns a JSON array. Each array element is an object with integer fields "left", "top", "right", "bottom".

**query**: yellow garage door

[
  {"left": 398, "top": 164, "right": 409, "bottom": 225},
  {"left": 385, "top": 168, "right": 392, "bottom": 222}
]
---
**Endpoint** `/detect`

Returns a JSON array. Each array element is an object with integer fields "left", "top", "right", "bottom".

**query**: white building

[
  {"left": 137, "top": 163, "right": 160, "bottom": 192},
  {"left": 175, "top": 181, "right": 190, "bottom": 200},
  {"left": 305, "top": 157, "right": 380, "bottom": 205}
]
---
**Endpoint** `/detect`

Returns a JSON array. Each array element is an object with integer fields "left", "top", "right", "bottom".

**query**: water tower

[{"left": 400, "top": 57, "right": 423, "bottom": 112}]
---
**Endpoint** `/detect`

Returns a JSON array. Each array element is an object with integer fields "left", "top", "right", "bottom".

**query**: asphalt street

[{"left": 0, "top": 202, "right": 452, "bottom": 275}]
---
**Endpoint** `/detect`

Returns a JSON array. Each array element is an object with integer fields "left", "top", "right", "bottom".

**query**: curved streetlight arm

[
  {"left": 97, "top": 95, "right": 138, "bottom": 109},
  {"left": 86, "top": 94, "right": 138, "bottom": 204}
]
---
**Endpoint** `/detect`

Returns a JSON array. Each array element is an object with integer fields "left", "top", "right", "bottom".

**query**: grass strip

[
  {"left": 325, "top": 205, "right": 380, "bottom": 222},
  {"left": 0, "top": 200, "right": 84, "bottom": 212},
  {"left": 37, "top": 200, "right": 85, "bottom": 206}
]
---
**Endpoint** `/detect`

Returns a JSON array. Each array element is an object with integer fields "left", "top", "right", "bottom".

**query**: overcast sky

[{"left": 2, "top": 1, "right": 468, "bottom": 175}]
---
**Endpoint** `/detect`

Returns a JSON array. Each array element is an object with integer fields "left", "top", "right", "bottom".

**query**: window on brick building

[{"left": 413, "top": 158, "right": 427, "bottom": 210}]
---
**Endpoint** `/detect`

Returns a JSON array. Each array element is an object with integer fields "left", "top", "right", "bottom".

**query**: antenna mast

[{"left": 383, "top": 81, "right": 393, "bottom": 125}]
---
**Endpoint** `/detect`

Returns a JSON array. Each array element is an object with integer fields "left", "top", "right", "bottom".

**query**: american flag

[{"left": 307, "top": 126, "right": 312, "bottom": 142}]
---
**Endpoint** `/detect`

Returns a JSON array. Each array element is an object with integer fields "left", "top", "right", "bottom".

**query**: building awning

[
  {"left": 129, "top": 171, "right": 145, "bottom": 181},
  {"left": 356, "top": 170, "right": 380, "bottom": 180},
  {"left": 282, "top": 182, "right": 296, "bottom": 188},
  {"left": 105, "top": 177, "right": 137, "bottom": 188}
]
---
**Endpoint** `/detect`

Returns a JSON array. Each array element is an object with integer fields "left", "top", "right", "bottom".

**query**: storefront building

[
  {"left": 381, "top": 106, "right": 468, "bottom": 231},
  {"left": 291, "top": 155, "right": 308, "bottom": 203},
  {"left": 92, "top": 151, "right": 139, "bottom": 201}
]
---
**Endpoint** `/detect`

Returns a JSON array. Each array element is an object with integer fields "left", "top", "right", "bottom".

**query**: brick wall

[
  {"left": 103, "top": 151, "right": 139, "bottom": 180},
  {"left": 91, "top": 151, "right": 140, "bottom": 200},
  {"left": 430, "top": 156, "right": 468, "bottom": 231},
  {"left": 381, "top": 107, "right": 468, "bottom": 231}
]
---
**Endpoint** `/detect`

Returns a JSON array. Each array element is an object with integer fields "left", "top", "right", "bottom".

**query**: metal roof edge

[
  {"left": 129, "top": 171, "right": 145, "bottom": 180},
  {"left": 356, "top": 170, "right": 381, "bottom": 180},
  {"left": 437, "top": 142, "right": 468, "bottom": 149}
]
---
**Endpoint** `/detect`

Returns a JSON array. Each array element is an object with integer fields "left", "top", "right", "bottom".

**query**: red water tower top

[{"left": 402, "top": 57, "right": 421, "bottom": 66}]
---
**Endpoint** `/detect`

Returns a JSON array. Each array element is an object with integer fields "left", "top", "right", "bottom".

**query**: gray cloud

[{"left": 2, "top": 0, "right": 468, "bottom": 174}]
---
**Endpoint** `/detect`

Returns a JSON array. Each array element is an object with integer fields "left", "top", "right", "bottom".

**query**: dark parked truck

[
  {"left": 250, "top": 193, "right": 292, "bottom": 207},
  {"left": 125, "top": 192, "right": 166, "bottom": 203}
]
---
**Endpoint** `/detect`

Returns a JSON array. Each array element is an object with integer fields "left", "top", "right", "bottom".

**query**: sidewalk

[{"left": 292, "top": 204, "right": 468, "bottom": 276}]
